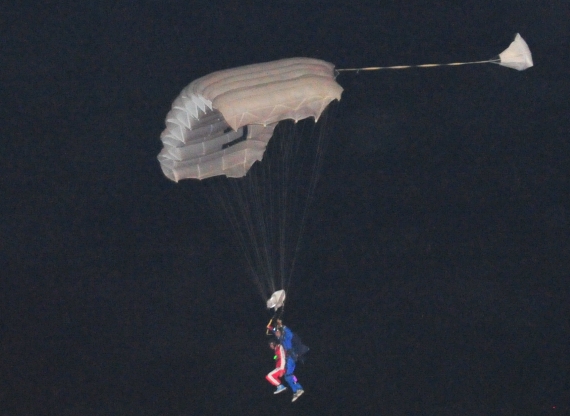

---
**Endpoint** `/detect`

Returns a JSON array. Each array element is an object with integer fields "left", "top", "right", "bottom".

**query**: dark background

[{"left": 1, "top": 1, "right": 569, "bottom": 414}]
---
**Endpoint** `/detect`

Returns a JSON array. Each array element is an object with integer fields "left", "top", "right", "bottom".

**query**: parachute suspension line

[
  {"left": 279, "top": 121, "right": 304, "bottom": 294},
  {"left": 158, "top": 58, "right": 344, "bottom": 306},
  {"left": 336, "top": 59, "right": 500, "bottom": 73},
  {"left": 203, "top": 154, "right": 289, "bottom": 301},
  {"left": 252, "top": 122, "right": 280, "bottom": 294},
  {"left": 245, "top": 115, "right": 332, "bottom": 299},
  {"left": 253, "top": 148, "right": 279, "bottom": 294},
  {"left": 244, "top": 162, "right": 283, "bottom": 296},
  {"left": 281, "top": 107, "right": 335, "bottom": 295},
  {"left": 215, "top": 124, "right": 298, "bottom": 300},
  {"left": 274, "top": 124, "right": 289, "bottom": 293},
  {"left": 234, "top": 171, "right": 274, "bottom": 295},
  {"left": 202, "top": 178, "right": 269, "bottom": 300},
  {"left": 280, "top": 121, "right": 299, "bottom": 293},
  {"left": 267, "top": 120, "right": 296, "bottom": 295},
  {"left": 204, "top": 119, "right": 325, "bottom": 303}
]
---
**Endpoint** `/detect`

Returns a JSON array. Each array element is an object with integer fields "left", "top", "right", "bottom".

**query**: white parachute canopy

[
  {"left": 337, "top": 33, "right": 533, "bottom": 72},
  {"left": 267, "top": 290, "right": 286, "bottom": 310},
  {"left": 158, "top": 58, "right": 342, "bottom": 181},
  {"left": 497, "top": 33, "right": 533, "bottom": 70}
]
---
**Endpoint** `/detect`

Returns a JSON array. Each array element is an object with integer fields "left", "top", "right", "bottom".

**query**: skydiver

[
  {"left": 268, "top": 319, "right": 305, "bottom": 402},
  {"left": 266, "top": 338, "right": 287, "bottom": 395}
]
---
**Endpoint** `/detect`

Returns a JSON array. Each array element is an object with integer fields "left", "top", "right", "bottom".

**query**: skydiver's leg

[
  {"left": 266, "top": 368, "right": 284, "bottom": 386},
  {"left": 284, "top": 358, "right": 303, "bottom": 393}
]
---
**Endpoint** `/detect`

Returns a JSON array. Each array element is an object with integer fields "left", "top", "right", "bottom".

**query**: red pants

[{"left": 266, "top": 368, "right": 285, "bottom": 386}]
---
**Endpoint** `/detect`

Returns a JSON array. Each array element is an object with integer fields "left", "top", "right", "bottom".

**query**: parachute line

[
  {"left": 336, "top": 59, "right": 498, "bottom": 72},
  {"left": 337, "top": 34, "right": 532, "bottom": 73},
  {"left": 200, "top": 109, "right": 335, "bottom": 301}
]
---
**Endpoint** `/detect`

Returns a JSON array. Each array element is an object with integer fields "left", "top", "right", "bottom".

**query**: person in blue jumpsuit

[{"left": 270, "top": 319, "right": 304, "bottom": 402}]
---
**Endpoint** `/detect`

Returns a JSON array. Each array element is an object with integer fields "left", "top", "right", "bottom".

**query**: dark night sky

[{"left": 2, "top": 1, "right": 569, "bottom": 415}]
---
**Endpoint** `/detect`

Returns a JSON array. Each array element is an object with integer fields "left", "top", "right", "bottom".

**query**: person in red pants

[
  {"left": 266, "top": 338, "right": 287, "bottom": 394},
  {"left": 266, "top": 321, "right": 306, "bottom": 402}
]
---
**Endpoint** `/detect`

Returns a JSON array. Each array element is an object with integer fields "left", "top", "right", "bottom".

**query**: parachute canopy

[
  {"left": 158, "top": 58, "right": 343, "bottom": 181},
  {"left": 497, "top": 33, "right": 533, "bottom": 71},
  {"left": 267, "top": 290, "right": 286, "bottom": 310}
]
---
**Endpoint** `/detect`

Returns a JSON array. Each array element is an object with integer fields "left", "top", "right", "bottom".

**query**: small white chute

[
  {"left": 337, "top": 33, "right": 533, "bottom": 73},
  {"left": 267, "top": 290, "right": 286, "bottom": 310},
  {"left": 497, "top": 33, "right": 533, "bottom": 70}
]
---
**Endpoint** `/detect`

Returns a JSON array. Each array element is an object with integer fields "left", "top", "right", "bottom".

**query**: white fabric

[
  {"left": 159, "top": 58, "right": 343, "bottom": 181},
  {"left": 498, "top": 33, "right": 533, "bottom": 71},
  {"left": 267, "top": 290, "right": 286, "bottom": 310}
]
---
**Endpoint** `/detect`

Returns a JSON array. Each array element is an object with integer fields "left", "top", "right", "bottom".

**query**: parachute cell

[{"left": 158, "top": 58, "right": 343, "bottom": 181}]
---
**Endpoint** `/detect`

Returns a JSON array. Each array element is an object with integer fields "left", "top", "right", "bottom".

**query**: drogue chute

[
  {"left": 496, "top": 33, "right": 533, "bottom": 70},
  {"left": 336, "top": 33, "right": 533, "bottom": 72}
]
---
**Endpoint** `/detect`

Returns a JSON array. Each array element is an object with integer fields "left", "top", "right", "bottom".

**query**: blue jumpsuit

[{"left": 278, "top": 327, "right": 303, "bottom": 393}]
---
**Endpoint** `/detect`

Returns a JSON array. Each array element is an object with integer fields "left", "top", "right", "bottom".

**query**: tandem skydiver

[{"left": 267, "top": 319, "right": 305, "bottom": 402}]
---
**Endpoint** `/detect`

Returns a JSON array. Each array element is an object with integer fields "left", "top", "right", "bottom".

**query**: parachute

[
  {"left": 159, "top": 34, "right": 531, "bottom": 182},
  {"left": 158, "top": 58, "right": 343, "bottom": 182},
  {"left": 158, "top": 58, "right": 342, "bottom": 302},
  {"left": 336, "top": 33, "right": 533, "bottom": 72},
  {"left": 496, "top": 33, "right": 533, "bottom": 71},
  {"left": 158, "top": 33, "right": 533, "bottom": 309}
]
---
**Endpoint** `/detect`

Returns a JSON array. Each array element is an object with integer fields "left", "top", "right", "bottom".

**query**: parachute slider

[{"left": 267, "top": 290, "right": 286, "bottom": 310}]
